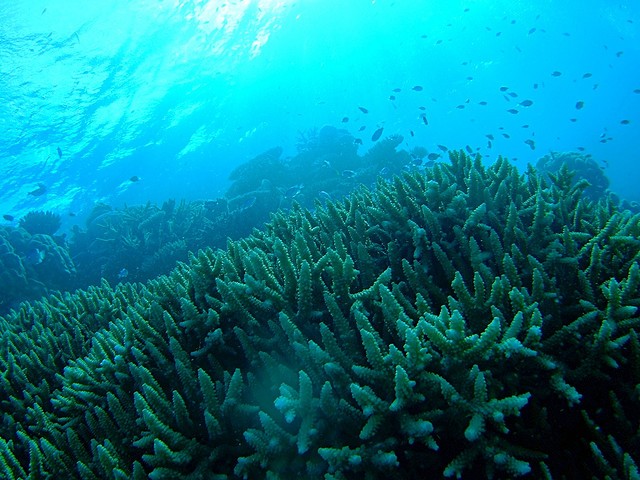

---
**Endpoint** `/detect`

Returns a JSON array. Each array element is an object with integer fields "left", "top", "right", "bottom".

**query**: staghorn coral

[{"left": 0, "top": 152, "right": 639, "bottom": 478}]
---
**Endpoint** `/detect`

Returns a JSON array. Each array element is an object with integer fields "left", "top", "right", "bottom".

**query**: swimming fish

[
  {"left": 465, "top": 145, "right": 473, "bottom": 154},
  {"left": 620, "top": 119, "right": 630, "bottom": 125},
  {"left": 551, "top": 71, "right": 562, "bottom": 76},
  {"left": 499, "top": 86, "right": 509, "bottom": 92},
  {"left": 57, "top": 147, "right": 62, "bottom": 159},
  {"left": 284, "top": 185, "right": 303, "bottom": 198},
  {"left": 25, "top": 248, "right": 46, "bottom": 265},
  {"left": 389, "top": 95, "right": 396, "bottom": 101},
  {"left": 575, "top": 101, "right": 584, "bottom": 109},
  {"left": 427, "top": 153, "right": 440, "bottom": 161},
  {"left": 392, "top": 88, "right": 401, "bottom": 93},
  {"left": 129, "top": 176, "right": 140, "bottom": 182},
  {"left": 358, "top": 106, "right": 369, "bottom": 114},
  {"left": 485, "top": 134, "right": 494, "bottom": 140},
  {"left": 524, "top": 139, "right": 536, "bottom": 149},
  {"left": 412, "top": 85, "right": 423, "bottom": 91},
  {"left": 354, "top": 138, "right": 363, "bottom": 145},
  {"left": 478, "top": 101, "right": 488, "bottom": 106},
  {"left": 28, "top": 183, "right": 47, "bottom": 196},
  {"left": 341, "top": 117, "right": 349, "bottom": 123},
  {"left": 437, "top": 144, "right": 448, "bottom": 152},
  {"left": 371, "top": 127, "right": 384, "bottom": 142},
  {"left": 358, "top": 125, "right": 366, "bottom": 131},
  {"left": 582, "top": 73, "right": 592, "bottom": 78},
  {"left": 3, "top": 214, "right": 14, "bottom": 221},
  {"left": 519, "top": 99, "right": 533, "bottom": 107},
  {"left": 506, "top": 109, "right": 519, "bottom": 114},
  {"left": 421, "top": 115, "right": 428, "bottom": 125}
]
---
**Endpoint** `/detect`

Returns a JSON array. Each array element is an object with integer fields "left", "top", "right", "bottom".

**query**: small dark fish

[
  {"left": 437, "top": 144, "right": 448, "bottom": 152},
  {"left": 392, "top": 88, "right": 401, "bottom": 93},
  {"left": 551, "top": 71, "right": 562, "bottom": 76},
  {"left": 465, "top": 145, "right": 473, "bottom": 154},
  {"left": 418, "top": 106, "right": 426, "bottom": 111},
  {"left": 620, "top": 119, "right": 631, "bottom": 125},
  {"left": 410, "top": 130, "right": 415, "bottom": 137},
  {"left": 41, "top": 8, "right": 47, "bottom": 14},
  {"left": 583, "top": 73, "right": 592, "bottom": 78},
  {"left": 412, "top": 85, "right": 423, "bottom": 91},
  {"left": 616, "top": 51, "right": 624, "bottom": 58},
  {"left": 389, "top": 95, "right": 396, "bottom": 101},
  {"left": 466, "top": 76, "right": 474, "bottom": 80},
  {"left": 358, "top": 106, "right": 368, "bottom": 114},
  {"left": 478, "top": 101, "right": 488, "bottom": 106},
  {"left": 68, "top": 212, "right": 76, "bottom": 217},
  {"left": 354, "top": 138, "right": 363, "bottom": 145},
  {"left": 456, "top": 104, "right": 465, "bottom": 109},
  {"left": 358, "top": 125, "right": 366, "bottom": 131},
  {"left": 3, "top": 214, "right": 14, "bottom": 221},
  {"left": 522, "top": 124, "right": 530, "bottom": 128},
  {"left": 485, "top": 134, "right": 494, "bottom": 140},
  {"left": 57, "top": 147, "right": 62, "bottom": 159},
  {"left": 421, "top": 115, "right": 428, "bottom": 125},
  {"left": 508, "top": 92, "right": 518, "bottom": 98},
  {"left": 130, "top": 175, "right": 140, "bottom": 182},
  {"left": 487, "top": 140, "right": 492, "bottom": 148},
  {"left": 427, "top": 153, "right": 440, "bottom": 161},
  {"left": 519, "top": 99, "right": 533, "bottom": 107},
  {"left": 28, "top": 184, "right": 47, "bottom": 196},
  {"left": 371, "top": 127, "right": 384, "bottom": 142},
  {"left": 570, "top": 118, "right": 577, "bottom": 122},
  {"left": 342, "top": 170, "right": 356, "bottom": 178},
  {"left": 524, "top": 139, "right": 536, "bottom": 150},
  {"left": 533, "top": 83, "right": 539, "bottom": 89},
  {"left": 634, "top": 89, "right": 640, "bottom": 94},
  {"left": 575, "top": 101, "right": 585, "bottom": 109},
  {"left": 502, "top": 133, "right": 510, "bottom": 138},
  {"left": 577, "top": 146, "right": 585, "bottom": 151},
  {"left": 506, "top": 109, "right": 519, "bottom": 114},
  {"left": 341, "top": 117, "right": 349, "bottom": 123},
  {"left": 499, "top": 86, "right": 509, "bottom": 92},
  {"left": 528, "top": 27, "right": 536, "bottom": 34}
]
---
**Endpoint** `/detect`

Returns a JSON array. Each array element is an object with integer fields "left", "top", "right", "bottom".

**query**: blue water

[{"left": 1, "top": 0, "right": 638, "bottom": 231}]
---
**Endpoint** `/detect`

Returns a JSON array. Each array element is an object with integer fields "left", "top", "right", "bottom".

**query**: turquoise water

[{"left": 0, "top": 0, "right": 638, "bottom": 225}]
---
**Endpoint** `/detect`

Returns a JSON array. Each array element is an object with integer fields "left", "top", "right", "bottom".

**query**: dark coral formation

[
  {"left": 1, "top": 152, "right": 638, "bottom": 478},
  {"left": 0, "top": 225, "right": 75, "bottom": 312},
  {"left": 536, "top": 151, "right": 609, "bottom": 201},
  {"left": 18, "top": 210, "right": 62, "bottom": 236}
]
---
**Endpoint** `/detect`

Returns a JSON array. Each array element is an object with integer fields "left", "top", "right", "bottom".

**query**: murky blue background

[{"left": 1, "top": 0, "right": 638, "bottom": 232}]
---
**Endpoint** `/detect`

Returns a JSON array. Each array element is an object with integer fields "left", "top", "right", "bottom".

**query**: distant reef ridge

[{"left": 1, "top": 152, "right": 639, "bottom": 478}]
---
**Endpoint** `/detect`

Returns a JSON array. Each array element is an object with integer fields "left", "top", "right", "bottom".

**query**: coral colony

[{"left": 1, "top": 152, "right": 639, "bottom": 478}]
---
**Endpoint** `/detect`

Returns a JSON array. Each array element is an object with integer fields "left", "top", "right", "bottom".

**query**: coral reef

[
  {"left": 0, "top": 225, "right": 76, "bottom": 312},
  {"left": 1, "top": 152, "right": 638, "bottom": 478},
  {"left": 536, "top": 151, "right": 609, "bottom": 201}
]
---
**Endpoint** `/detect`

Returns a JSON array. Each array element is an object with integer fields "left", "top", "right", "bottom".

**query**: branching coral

[{"left": 0, "top": 152, "right": 638, "bottom": 479}]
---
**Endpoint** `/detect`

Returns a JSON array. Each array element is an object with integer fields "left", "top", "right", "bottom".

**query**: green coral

[{"left": 1, "top": 152, "right": 639, "bottom": 478}]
